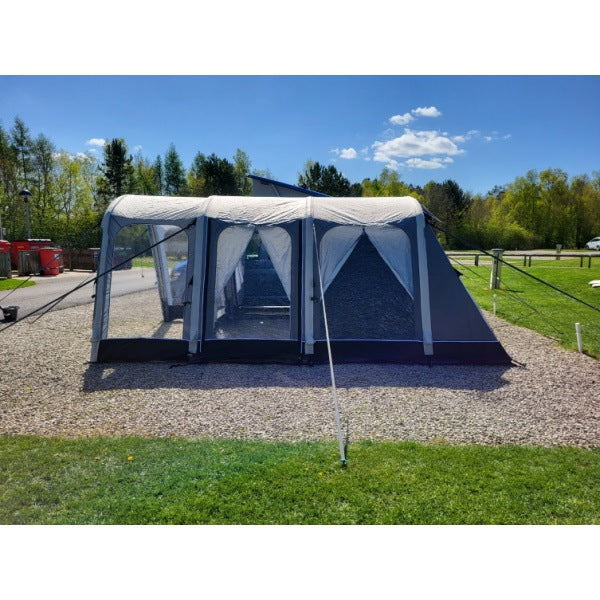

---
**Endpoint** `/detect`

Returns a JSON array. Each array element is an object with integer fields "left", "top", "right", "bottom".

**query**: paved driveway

[{"left": 0, "top": 268, "right": 158, "bottom": 317}]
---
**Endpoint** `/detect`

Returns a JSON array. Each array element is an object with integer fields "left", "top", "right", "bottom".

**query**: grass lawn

[
  {"left": 129, "top": 256, "right": 181, "bottom": 269},
  {"left": 1, "top": 436, "right": 599, "bottom": 525},
  {"left": 0, "top": 278, "right": 35, "bottom": 291},
  {"left": 454, "top": 256, "right": 600, "bottom": 359}
]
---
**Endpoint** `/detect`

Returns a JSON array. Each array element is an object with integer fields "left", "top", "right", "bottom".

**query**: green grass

[
  {"left": 1, "top": 436, "right": 599, "bottom": 524},
  {"left": 455, "top": 256, "right": 600, "bottom": 358},
  {"left": 129, "top": 256, "right": 181, "bottom": 269},
  {"left": 0, "top": 278, "right": 35, "bottom": 291}
]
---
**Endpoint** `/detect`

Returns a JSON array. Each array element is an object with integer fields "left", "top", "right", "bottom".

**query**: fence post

[
  {"left": 474, "top": 254, "right": 479, "bottom": 266},
  {"left": 490, "top": 248, "right": 504, "bottom": 290},
  {"left": 556, "top": 244, "right": 562, "bottom": 260}
]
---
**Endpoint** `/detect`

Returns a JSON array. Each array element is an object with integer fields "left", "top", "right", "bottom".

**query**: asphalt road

[{"left": 0, "top": 268, "right": 158, "bottom": 318}]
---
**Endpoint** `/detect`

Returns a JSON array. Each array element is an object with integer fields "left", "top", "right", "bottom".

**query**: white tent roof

[{"left": 104, "top": 194, "right": 423, "bottom": 227}]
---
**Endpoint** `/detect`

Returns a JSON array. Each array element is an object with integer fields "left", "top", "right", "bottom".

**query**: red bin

[{"left": 39, "top": 247, "right": 62, "bottom": 276}]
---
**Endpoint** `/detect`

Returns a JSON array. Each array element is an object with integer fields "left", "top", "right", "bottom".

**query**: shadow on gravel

[{"left": 82, "top": 361, "right": 512, "bottom": 393}]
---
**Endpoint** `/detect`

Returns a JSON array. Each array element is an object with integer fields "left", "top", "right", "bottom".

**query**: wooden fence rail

[{"left": 446, "top": 251, "right": 600, "bottom": 268}]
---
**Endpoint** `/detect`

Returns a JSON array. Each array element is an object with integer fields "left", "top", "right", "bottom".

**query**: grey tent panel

[
  {"left": 425, "top": 227, "right": 498, "bottom": 341},
  {"left": 91, "top": 194, "right": 511, "bottom": 365}
]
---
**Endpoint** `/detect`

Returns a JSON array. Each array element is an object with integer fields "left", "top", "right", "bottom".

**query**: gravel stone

[{"left": 0, "top": 289, "right": 598, "bottom": 448}]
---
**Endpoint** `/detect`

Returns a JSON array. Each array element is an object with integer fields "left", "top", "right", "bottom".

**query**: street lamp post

[{"left": 19, "top": 189, "right": 32, "bottom": 239}]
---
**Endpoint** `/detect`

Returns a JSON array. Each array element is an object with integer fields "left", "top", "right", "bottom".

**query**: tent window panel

[
  {"left": 106, "top": 224, "right": 187, "bottom": 340},
  {"left": 316, "top": 233, "right": 416, "bottom": 340},
  {"left": 152, "top": 226, "right": 191, "bottom": 318},
  {"left": 209, "top": 228, "right": 293, "bottom": 340}
]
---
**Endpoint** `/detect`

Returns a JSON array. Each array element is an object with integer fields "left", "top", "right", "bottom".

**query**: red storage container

[
  {"left": 10, "top": 239, "right": 52, "bottom": 269},
  {"left": 39, "top": 247, "right": 62, "bottom": 276}
]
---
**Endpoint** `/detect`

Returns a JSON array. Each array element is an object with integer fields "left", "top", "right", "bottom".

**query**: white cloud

[
  {"left": 389, "top": 112, "right": 414, "bottom": 126},
  {"left": 484, "top": 136, "right": 493, "bottom": 142},
  {"left": 372, "top": 129, "right": 463, "bottom": 166},
  {"left": 412, "top": 106, "right": 442, "bottom": 118},
  {"left": 133, "top": 145, "right": 143, "bottom": 154},
  {"left": 404, "top": 158, "right": 446, "bottom": 169},
  {"left": 86, "top": 137, "right": 106, "bottom": 147},
  {"left": 503, "top": 134, "right": 512, "bottom": 140},
  {"left": 453, "top": 130, "right": 480, "bottom": 143},
  {"left": 339, "top": 147, "right": 357, "bottom": 159}
]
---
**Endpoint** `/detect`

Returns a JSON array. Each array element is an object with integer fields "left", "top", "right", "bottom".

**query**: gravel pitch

[{"left": 0, "top": 289, "right": 598, "bottom": 447}]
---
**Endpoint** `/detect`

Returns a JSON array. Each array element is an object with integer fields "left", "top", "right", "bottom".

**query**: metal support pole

[{"left": 25, "top": 202, "right": 31, "bottom": 239}]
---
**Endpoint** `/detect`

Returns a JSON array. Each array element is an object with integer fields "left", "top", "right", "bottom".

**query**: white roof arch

[{"left": 103, "top": 194, "right": 423, "bottom": 228}]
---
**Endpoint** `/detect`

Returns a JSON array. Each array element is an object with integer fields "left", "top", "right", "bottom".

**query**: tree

[
  {"left": 132, "top": 153, "right": 158, "bottom": 195},
  {"left": 31, "top": 134, "right": 56, "bottom": 235},
  {"left": 10, "top": 117, "right": 33, "bottom": 188},
  {"left": 233, "top": 148, "right": 252, "bottom": 196},
  {"left": 539, "top": 168, "right": 572, "bottom": 246},
  {"left": 164, "top": 143, "right": 186, "bottom": 195},
  {"left": 422, "top": 179, "right": 471, "bottom": 247},
  {"left": 0, "top": 123, "right": 20, "bottom": 238},
  {"left": 153, "top": 155, "right": 164, "bottom": 195},
  {"left": 52, "top": 153, "right": 97, "bottom": 248},
  {"left": 361, "top": 168, "right": 418, "bottom": 199},
  {"left": 298, "top": 161, "right": 359, "bottom": 196},
  {"left": 97, "top": 138, "right": 134, "bottom": 210},
  {"left": 188, "top": 152, "right": 239, "bottom": 196},
  {"left": 187, "top": 152, "right": 206, "bottom": 196},
  {"left": 251, "top": 168, "right": 273, "bottom": 179}
]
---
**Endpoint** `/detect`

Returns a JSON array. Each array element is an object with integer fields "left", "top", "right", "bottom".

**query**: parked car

[
  {"left": 170, "top": 259, "right": 187, "bottom": 304},
  {"left": 585, "top": 237, "right": 600, "bottom": 250}
]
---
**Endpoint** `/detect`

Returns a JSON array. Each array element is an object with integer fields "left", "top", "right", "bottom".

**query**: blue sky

[{"left": 1, "top": 75, "right": 598, "bottom": 195}]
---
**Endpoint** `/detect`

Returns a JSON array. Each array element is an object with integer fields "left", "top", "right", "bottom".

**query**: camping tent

[{"left": 90, "top": 194, "right": 511, "bottom": 365}]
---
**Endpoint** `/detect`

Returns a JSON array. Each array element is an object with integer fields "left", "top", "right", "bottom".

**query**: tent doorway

[{"left": 204, "top": 221, "right": 300, "bottom": 344}]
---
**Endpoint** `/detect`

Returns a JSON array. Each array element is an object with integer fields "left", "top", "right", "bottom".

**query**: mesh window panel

[
  {"left": 106, "top": 225, "right": 186, "bottom": 339},
  {"left": 319, "top": 234, "right": 415, "bottom": 340},
  {"left": 212, "top": 231, "right": 292, "bottom": 340}
]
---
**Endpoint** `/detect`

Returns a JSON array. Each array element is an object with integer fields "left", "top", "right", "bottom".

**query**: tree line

[{"left": 1, "top": 116, "right": 599, "bottom": 251}]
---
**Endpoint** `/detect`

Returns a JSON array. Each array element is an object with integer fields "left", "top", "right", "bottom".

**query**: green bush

[{"left": 458, "top": 222, "right": 541, "bottom": 251}]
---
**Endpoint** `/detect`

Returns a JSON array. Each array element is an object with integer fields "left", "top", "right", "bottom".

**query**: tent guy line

[
  {"left": 0, "top": 223, "right": 193, "bottom": 334},
  {"left": 313, "top": 220, "right": 347, "bottom": 466}
]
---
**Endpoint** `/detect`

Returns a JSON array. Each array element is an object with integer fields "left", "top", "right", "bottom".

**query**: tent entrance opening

[{"left": 209, "top": 228, "right": 293, "bottom": 340}]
